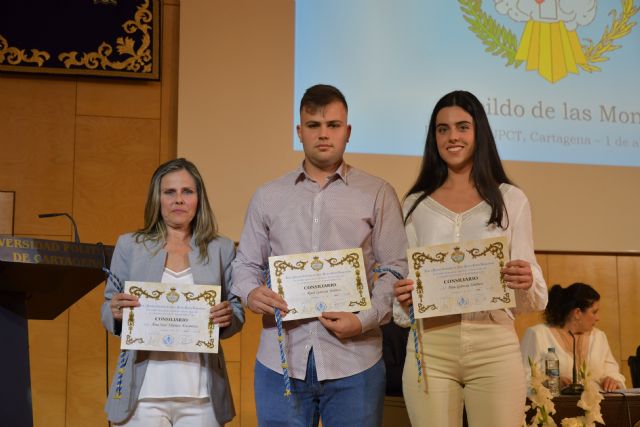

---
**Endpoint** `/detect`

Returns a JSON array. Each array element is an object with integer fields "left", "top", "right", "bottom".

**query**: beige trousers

[{"left": 402, "top": 313, "right": 526, "bottom": 427}]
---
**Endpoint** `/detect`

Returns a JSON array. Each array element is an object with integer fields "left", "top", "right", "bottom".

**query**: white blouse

[
  {"left": 393, "top": 184, "right": 547, "bottom": 326},
  {"left": 138, "top": 267, "right": 209, "bottom": 399},
  {"left": 520, "top": 324, "right": 626, "bottom": 389}
]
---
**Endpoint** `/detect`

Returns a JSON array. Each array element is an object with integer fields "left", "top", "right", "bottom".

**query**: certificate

[
  {"left": 120, "top": 281, "right": 221, "bottom": 353},
  {"left": 407, "top": 237, "right": 515, "bottom": 318},
  {"left": 268, "top": 248, "right": 371, "bottom": 321}
]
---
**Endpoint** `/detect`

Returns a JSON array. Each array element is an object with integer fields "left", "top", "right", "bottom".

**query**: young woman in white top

[
  {"left": 521, "top": 283, "right": 625, "bottom": 392},
  {"left": 393, "top": 90, "right": 548, "bottom": 427}
]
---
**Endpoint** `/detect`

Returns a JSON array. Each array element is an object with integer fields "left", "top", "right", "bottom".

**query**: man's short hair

[{"left": 299, "top": 84, "right": 348, "bottom": 114}]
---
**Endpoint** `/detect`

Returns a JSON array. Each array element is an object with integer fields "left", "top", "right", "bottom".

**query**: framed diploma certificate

[
  {"left": 120, "top": 281, "right": 221, "bottom": 353},
  {"left": 268, "top": 248, "right": 371, "bottom": 321},
  {"left": 407, "top": 237, "right": 515, "bottom": 318}
]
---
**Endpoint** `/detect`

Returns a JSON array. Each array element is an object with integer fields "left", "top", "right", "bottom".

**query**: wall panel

[
  {"left": 0, "top": 77, "right": 76, "bottom": 237},
  {"left": 240, "top": 311, "right": 262, "bottom": 427},
  {"left": 0, "top": 192, "right": 15, "bottom": 233},
  {"left": 160, "top": 2, "right": 180, "bottom": 162},
  {"left": 76, "top": 80, "right": 161, "bottom": 119},
  {"left": 618, "top": 257, "right": 640, "bottom": 360},
  {"left": 73, "top": 116, "right": 161, "bottom": 242},
  {"left": 227, "top": 361, "right": 241, "bottom": 427}
]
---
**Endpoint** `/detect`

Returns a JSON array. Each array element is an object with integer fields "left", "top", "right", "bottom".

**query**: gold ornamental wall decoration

[
  {"left": 0, "top": 0, "right": 159, "bottom": 79},
  {"left": 0, "top": 35, "right": 50, "bottom": 66}
]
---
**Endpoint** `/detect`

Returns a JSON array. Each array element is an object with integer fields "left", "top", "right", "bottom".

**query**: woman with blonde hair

[{"left": 102, "top": 158, "right": 243, "bottom": 426}]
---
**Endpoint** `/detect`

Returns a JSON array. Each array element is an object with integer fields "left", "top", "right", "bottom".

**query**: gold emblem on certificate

[
  {"left": 120, "top": 281, "right": 221, "bottom": 353},
  {"left": 268, "top": 248, "right": 371, "bottom": 321},
  {"left": 407, "top": 237, "right": 515, "bottom": 318}
]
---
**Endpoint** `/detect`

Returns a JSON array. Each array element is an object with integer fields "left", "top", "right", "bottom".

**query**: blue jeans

[{"left": 254, "top": 351, "right": 386, "bottom": 427}]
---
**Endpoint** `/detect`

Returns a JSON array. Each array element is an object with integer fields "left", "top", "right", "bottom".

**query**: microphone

[
  {"left": 38, "top": 212, "right": 81, "bottom": 243},
  {"left": 561, "top": 330, "right": 584, "bottom": 395}
]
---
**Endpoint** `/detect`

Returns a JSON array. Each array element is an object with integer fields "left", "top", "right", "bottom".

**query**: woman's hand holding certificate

[
  {"left": 268, "top": 248, "right": 371, "bottom": 321},
  {"left": 501, "top": 259, "right": 534, "bottom": 290}
]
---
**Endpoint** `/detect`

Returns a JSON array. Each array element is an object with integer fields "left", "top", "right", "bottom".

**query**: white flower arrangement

[
  {"left": 524, "top": 360, "right": 604, "bottom": 427},
  {"left": 524, "top": 357, "right": 557, "bottom": 427},
  {"left": 560, "top": 365, "right": 604, "bottom": 427}
]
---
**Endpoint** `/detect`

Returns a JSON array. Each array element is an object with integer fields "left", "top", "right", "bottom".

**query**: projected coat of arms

[{"left": 460, "top": 0, "right": 638, "bottom": 83}]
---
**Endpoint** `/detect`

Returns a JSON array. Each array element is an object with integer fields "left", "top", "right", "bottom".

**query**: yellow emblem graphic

[{"left": 460, "top": 0, "right": 638, "bottom": 83}]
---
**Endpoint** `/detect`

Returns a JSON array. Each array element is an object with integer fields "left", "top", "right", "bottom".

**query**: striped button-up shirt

[{"left": 231, "top": 163, "right": 408, "bottom": 380}]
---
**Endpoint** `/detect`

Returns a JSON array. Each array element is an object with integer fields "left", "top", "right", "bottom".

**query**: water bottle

[{"left": 544, "top": 347, "right": 560, "bottom": 397}]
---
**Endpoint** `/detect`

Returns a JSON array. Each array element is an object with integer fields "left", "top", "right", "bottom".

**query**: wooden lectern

[{"left": 0, "top": 235, "right": 113, "bottom": 427}]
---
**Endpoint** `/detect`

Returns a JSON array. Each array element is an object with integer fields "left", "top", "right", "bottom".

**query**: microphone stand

[
  {"left": 38, "top": 212, "right": 81, "bottom": 243},
  {"left": 561, "top": 330, "right": 584, "bottom": 395}
]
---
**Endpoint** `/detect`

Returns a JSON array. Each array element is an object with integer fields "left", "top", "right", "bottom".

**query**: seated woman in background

[{"left": 520, "top": 282, "right": 626, "bottom": 392}]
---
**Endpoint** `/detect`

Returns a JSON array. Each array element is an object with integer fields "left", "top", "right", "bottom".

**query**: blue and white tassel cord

[
  {"left": 263, "top": 269, "right": 292, "bottom": 397},
  {"left": 102, "top": 262, "right": 128, "bottom": 399},
  {"left": 374, "top": 266, "right": 423, "bottom": 382}
]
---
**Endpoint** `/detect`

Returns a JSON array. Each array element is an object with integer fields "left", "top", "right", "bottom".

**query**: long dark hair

[
  {"left": 544, "top": 283, "right": 600, "bottom": 327},
  {"left": 404, "top": 90, "right": 512, "bottom": 227}
]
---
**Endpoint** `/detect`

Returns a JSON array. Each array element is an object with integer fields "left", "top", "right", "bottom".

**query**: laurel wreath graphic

[
  {"left": 580, "top": 0, "right": 639, "bottom": 72},
  {"left": 459, "top": 0, "right": 639, "bottom": 73},
  {"left": 459, "top": 0, "right": 523, "bottom": 68}
]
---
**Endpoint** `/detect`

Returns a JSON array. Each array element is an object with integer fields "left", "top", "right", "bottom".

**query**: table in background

[
  {"left": 526, "top": 394, "right": 640, "bottom": 427},
  {"left": 383, "top": 393, "right": 640, "bottom": 426}
]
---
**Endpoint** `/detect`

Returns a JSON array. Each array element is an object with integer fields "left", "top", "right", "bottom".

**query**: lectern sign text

[{"left": 0, "top": 236, "right": 103, "bottom": 267}]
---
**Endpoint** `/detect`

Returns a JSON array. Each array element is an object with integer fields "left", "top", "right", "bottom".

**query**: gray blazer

[{"left": 101, "top": 233, "right": 244, "bottom": 424}]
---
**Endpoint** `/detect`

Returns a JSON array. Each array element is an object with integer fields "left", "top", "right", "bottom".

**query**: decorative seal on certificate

[
  {"left": 451, "top": 247, "right": 465, "bottom": 263},
  {"left": 311, "top": 256, "right": 324, "bottom": 271},
  {"left": 315, "top": 302, "right": 327, "bottom": 312},
  {"left": 166, "top": 287, "right": 180, "bottom": 303},
  {"left": 163, "top": 335, "right": 174, "bottom": 346}
]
